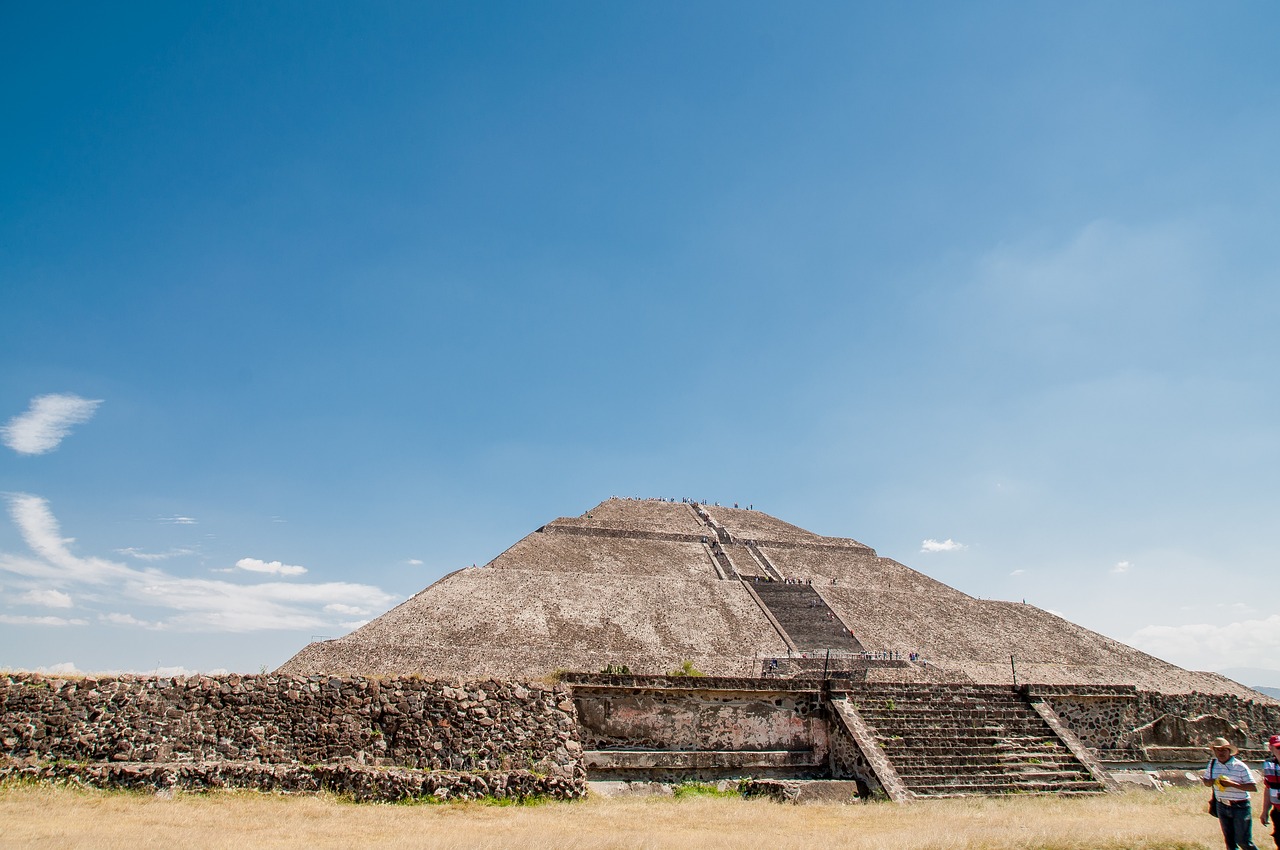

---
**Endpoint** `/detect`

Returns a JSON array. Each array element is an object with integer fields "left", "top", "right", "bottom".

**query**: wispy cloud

[
  {"left": 406, "top": 559, "right": 424, "bottom": 566},
  {"left": 324, "top": 603, "right": 370, "bottom": 616},
  {"left": 0, "top": 614, "right": 87, "bottom": 626},
  {"left": 235, "top": 557, "right": 307, "bottom": 577},
  {"left": 1112, "top": 560, "right": 1132, "bottom": 574},
  {"left": 2, "top": 394, "right": 102, "bottom": 455},
  {"left": 156, "top": 516, "right": 197, "bottom": 525},
  {"left": 1010, "top": 569, "right": 1025, "bottom": 576},
  {"left": 19, "top": 588, "right": 72, "bottom": 608},
  {"left": 1130, "top": 615, "right": 1280, "bottom": 672},
  {"left": 921, "top": 538, "right": 967, "bottom": 553},
  {"left": 0, "top": 494, "right": 396, "bottom": 633},
  {"left": 116, "top": 547, "right": 196, "bottom": 562},
  {"left": 100, "top": 612, "right": 158, "bottom": 628}
]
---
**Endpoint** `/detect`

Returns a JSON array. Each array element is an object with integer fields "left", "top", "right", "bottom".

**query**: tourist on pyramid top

[
  {"left": 1260, "top": 735, "right": 1280, "bottom": 849},
  {"left": 1204, "top": 737, "right": 1259, "bottom": 850}
]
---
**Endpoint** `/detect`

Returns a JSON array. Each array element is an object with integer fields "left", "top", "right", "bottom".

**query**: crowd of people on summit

[{"left": 610, "top": 495, "right": 756, "bottom": 509}]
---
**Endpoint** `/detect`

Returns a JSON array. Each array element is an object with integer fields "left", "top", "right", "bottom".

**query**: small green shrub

[{"left": 665, "top": 660, "right": 705, "bottom": 677}]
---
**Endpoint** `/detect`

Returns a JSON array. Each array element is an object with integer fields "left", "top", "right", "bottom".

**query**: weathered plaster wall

[{"left": 569, "top": 677, "right": 828, "bottom": 758}]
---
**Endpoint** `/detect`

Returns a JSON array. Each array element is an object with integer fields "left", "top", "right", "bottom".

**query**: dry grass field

[{"left": 0, "top": 783, "right": 1234, "bottom": 850}]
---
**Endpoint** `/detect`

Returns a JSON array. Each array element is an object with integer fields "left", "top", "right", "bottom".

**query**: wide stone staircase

[
  {"left": 750, "top": 582, "right": 862, "bottom": 652},
  {"left": 845, "top": 684, "right": 1108, "bottom": 797}
]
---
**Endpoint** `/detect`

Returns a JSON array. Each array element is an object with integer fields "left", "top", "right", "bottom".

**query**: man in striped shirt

[
  {"left": 1260, "top": 735, "right": 1280, "bottom": 849},
  {"left": 1203, "top": 736, "right": 1259, "bottom": 850}
]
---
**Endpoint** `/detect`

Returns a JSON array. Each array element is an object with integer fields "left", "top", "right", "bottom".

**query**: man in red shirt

[{"left": 1260, "top": 735, "right": 1280, "bottom": 849}]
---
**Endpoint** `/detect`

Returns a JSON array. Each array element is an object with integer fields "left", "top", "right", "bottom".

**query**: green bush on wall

[{"left": 665, "top": 660, "right": 705, "bottom": 677}]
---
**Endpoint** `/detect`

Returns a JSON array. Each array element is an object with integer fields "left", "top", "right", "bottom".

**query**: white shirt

[{"left": 1205, "top": 756, "right": 1253, "bottom": 802}]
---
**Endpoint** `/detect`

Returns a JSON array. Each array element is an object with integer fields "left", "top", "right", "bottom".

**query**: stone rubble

[{"left": 0, "top": 673, "right": 585, "bottom": 801}]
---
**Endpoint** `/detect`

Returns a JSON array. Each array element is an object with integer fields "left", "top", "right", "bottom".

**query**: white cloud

[
  {"left": 921, "top": 538, "right": 967, "bottom": 553},
  {"left": 0, "top": 494, "right": 397, "bottom": 633},
  {"left": 19, "top": 588, "right": 72, "bottom": 608},
  {"left": 1112, "top": 560, "right": 1132, "bottom": 574},
  {"left": 325, "top": 603, "right": 370, "bottom": 616},
  {"left": 0, "top": 614, "right": 87, "bottom": 626},
  {"left": 100, "top": 612, "right": 157, "bottom": 628},
  {"left": 153, "top": 665, "right": 218, "bottom": 677},
  {"left": 978, "top": 219, "right": 1203, "bottom": 322},
  {"left": 156, "top": 516, "right": 197, "bottom": 525},
  {"left": 406, "top": 559, "right": 424, "bottom": 566},
  {"left": 2, "top": 394, "right": 102, "bottom": 455},
  {"left": 340, "top": 619, "right": 370, "bottom": 631},
  {"left": 235, "top": 557, "right": 307, "bottom": 577},
  {"left": 116, "top": 547, "right": 195, "bottom": 562},
  {"left": 1130, "top": 614, "right": 1280, "bottom": 671},
  {"left": 38, "top": 661, "right": 80, "bottom": 675},
  {"left": 5, "top": 494, "right": 138, "bottom": 584},
  {"left": 1010, "top": 569, "right": 1025, "bottom": 576}
]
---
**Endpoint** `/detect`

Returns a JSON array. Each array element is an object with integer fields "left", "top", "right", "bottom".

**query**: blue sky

[{"left": 3, "top": 2, "right": 1279, "bottom": 682}]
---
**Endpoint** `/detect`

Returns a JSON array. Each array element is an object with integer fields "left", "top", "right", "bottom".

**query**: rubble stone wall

[
  {"left": 1031, "top": 685, "right": 1280, "bottom": 754},
  {"left": 0, "top": 673, "right": 584, "bottom": 796}
]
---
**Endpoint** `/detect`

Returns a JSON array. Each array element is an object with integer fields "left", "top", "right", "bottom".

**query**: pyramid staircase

[
  {"left": 750, "top": 582, "right": 862, "bottom": 652},
  {"left": 839, "top": 684, "right": 1111, "bottom": 797}
]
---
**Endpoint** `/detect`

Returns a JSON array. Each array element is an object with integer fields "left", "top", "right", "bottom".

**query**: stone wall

[
  {"left": 1030, "top": 685, "right": 1280, "bottom": 759},
  {"left": 0, "top": 673, "right": 584, "bottom": 799}
]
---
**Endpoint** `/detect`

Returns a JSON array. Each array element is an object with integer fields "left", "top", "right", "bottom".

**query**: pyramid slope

[
  {"left": 486, "top": 532, "right": 714, "bottom": 578},
  {"left": 279, "top": 498, "right": 1256, "bottom": 698},
  {"left": 280, "top": 566, "right": 787, "bottom": 679},
  {"left": 548, "top": 499, "right": 707, "bottom": 536},
  {"left": 704, "top": 504, "right": 874, "bottom": 551}
]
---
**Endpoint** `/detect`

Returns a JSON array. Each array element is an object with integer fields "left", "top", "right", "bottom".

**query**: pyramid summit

[{"left": 280, "top": 498, "right": 1252, "bottom": 700}]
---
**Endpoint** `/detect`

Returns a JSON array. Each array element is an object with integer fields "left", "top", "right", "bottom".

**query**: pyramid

[{"left": 279, "top": 498, "right": 1256, "bottom": 699}]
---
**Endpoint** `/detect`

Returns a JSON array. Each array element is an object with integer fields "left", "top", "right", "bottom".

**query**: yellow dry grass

[{"left": 0, "top": 784, "right": 1233, "bottom": 850}]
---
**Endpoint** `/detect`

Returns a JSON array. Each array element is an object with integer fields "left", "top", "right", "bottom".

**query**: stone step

[
  {"left": 891, "top": 754, "right": 1083, "bottom": 768},
  {"left": 908, "top": 776, "right": 1104, "bottom": 789},
  {"left": 749, "top": 582, "right": 862, "bottom": 652},
  {"left": 896, "top": 768, "right": 1095, "bottom": 778},
  {"left": 857, "top": 695, "right": 1029, "bottom": 703},
  {"left": 915, "top": 789, "right": 1107, "bottom": 799},
  {"left": 908, "top": 780, "right": 1105, "bottom": 796},
  {"left": 853, "top": 687, "right": 1023, "bottom": 694},
  {"left": 857, "top": 703, "right": 1031, "bottom": 714},
  {"left": 870, "top": 732, "right": 1059, "bottom": 742},
  {"left": 881, "top": 744, "right": 1065, "bottom": 755},
  {"left": 878, "top": 744, "right": 1066, "bottom": 757},
  {"left": 854, "top": 698, "right": 1030, "bottom": 708},
  {"left": 870, "top": 727, "right": 1054, "bottom": 738},
  {"left": 861, "top": 704, "right": 1035, "bottom": 713},
  {"left": 860, "top": 717, "right": 1050, "bottom": 729}
]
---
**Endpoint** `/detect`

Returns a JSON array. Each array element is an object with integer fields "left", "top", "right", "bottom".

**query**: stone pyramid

[{"left": 279, "top": 498, "right": 1255, "bottom": 698}]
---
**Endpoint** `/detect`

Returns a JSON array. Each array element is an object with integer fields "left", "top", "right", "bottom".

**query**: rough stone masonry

[{"left": 0, "top": 673, "right": 586, "bottom": 801}]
